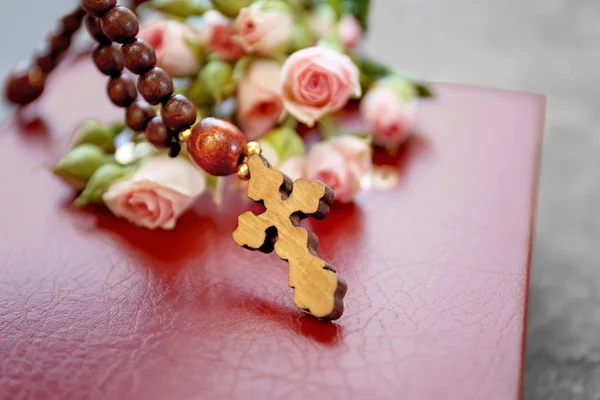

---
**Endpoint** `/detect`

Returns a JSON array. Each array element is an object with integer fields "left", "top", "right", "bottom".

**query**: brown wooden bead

[
  {"left": 85, "top": 15, "right": 111, "bottom": 44},
  {"left": 137, "top": 67, "right": 173, "bottom": 105},
  {"left": 81, "top": 0, "right": 116, "bottom": 17},
  {"left": 4, "top": 64, "right": 45, "bottom": 106},
  {"left": 126, "top": 101, "right": 156, "bottom": 131},
  {"left": 162, "top": 95, "right": 197, "bottom": 132},
  {"left": 145, "top": 116, "right": 169, "bottom": 148},
  {"left": 92, "top": 44, "right": 124, "bottom": 76},
  {"left": 50, "top": 32, "right": 72, "bottom": 54},
  {"left": 35, "top": 43, "right": 58, "bottom": 73},
  {"left": 187, "top": 117, "right": 247, "bottom": 176},
  {"left": 121, "top": 39, "right": 156, "bottom": 74},
  {"left": 107, "top": 75, "right": 137, "bottom": 107},
  {"left": 100, "top": 6, "right": 139, "bottom": 44},
  {"left": 61, "top": 10, "right": 85, "bottom": 35}
]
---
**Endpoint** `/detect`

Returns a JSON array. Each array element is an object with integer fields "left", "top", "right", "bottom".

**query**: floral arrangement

[{"left": 53, "top": 0, "right": 432, "bottom": 230}]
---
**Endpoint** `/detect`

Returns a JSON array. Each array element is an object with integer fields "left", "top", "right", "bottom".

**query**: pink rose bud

[
  {"left": 237, "top": 60, "right": 284, "bottom": 140},
  {"left": 361, "top": 82, "right": 418, "bottom": 147},
  {"left": 338, "top": 15, "right": 362, "bottom": 49},
  {"left": 138, "top": 19, "right": 201, "bottom": 77},
  {"left": 304, "top": 136, "right": 372, "bottom": 203},
  {"left": 281, "top": 46, "right": 361, "bottom": 127},
  {"left": 201, "top": 10, "right": 245, "bottom": 61},
  {"left": 233, "top": 1, "right": 293, "bottom": 56},
  {"left": 103, "top": 154, "right": 206, "bottom": 230}
]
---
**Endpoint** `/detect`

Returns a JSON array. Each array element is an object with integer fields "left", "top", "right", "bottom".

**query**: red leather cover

[{"left": 0, "top": 58, "right": 545, "bottom": 400}]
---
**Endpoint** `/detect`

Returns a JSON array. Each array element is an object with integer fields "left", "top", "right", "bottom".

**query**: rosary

[{"left": 4, "top": 0, "right": 347, "bottom": 320}]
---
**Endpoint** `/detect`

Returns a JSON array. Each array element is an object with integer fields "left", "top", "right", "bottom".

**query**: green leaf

[
  {"left": 199, "top": 60, "right": 235, "bottom": 103},
  {"left": 212, "top": 0, "right": 254, "bottom": 18},
  {"left": 232, "top": 56, "right": 254, "bottom": 84},
  {"left": 73, "top": 164, "right": 127, "bottom": 207},
  {"left": 263, "top": 127, "right": 305, "bottom": 161},
  {"left": 142, "top": 0, "right": 211, "bottom": 18},
  {"left": 71, "top": 120, "right": 124, "bottom": 152},
  {"left": 414, "top": 81, "right": 434, "bottom": 98},
  {"left": 53, "top": 144, "right": 106, "bottom": 189},
  {"left": 340, "top": 0, "right": 371, "bottom": 30}
]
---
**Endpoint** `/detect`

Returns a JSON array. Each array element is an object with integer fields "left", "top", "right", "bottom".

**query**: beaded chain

[{"left": 5, "top": 0, "right": 253, "bottom": 176}]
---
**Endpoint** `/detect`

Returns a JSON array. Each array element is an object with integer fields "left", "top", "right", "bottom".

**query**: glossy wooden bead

[
  {"left": 100, "top": 6, "right": 139, "bottom": 44},
  {"left": 81, "top": 0, "right": 116, "bottom": 17},
  {"left": 92, "top": 44, "right": 124, "bottom": 76},
  {"left": 61, "top": 10, "right": 85, "bottom": 34},
  {"left": 187, "top": 117, "right": 247, "bottom": 176},
  {"left": 50, "top": 32, "right": 71, "bottom": 54},
  {"left": 162, "top": 95, "right": 197, "bottom": 132},
  {"left": 4, "top": 64, "right": 45, "bottom": 106},
  {"left": 121, "top": 39, "right": 156, "bottom": 74},
  {"left": 126, "top": 101, "right": 156, "bottom": 132},
  {"left": 137, "top": 67, "right": 173, "bottom": 105},
  {"left": 145, "top": 116, "right": 169, "bottom": 148},
  {"left": 107, "top": 75, "right": 137, "bottom": 107},
  {"left": 85, "top": 15, "right": 111, "bottom": 44},
  {"left": 35, "top": 43, "right": 58, "bottom": 73}
]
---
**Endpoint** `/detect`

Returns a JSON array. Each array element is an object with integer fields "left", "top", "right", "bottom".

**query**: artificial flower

[
  {"left": 138, "top": 19, "right": 202, "bottom": 77},
  {"left": 237, "top": 60, "right": 284, "bottom": 140},
  {"left": 280, "top": 46, "right": 361, "bottom": 127},
  {"left": 233, "top": 1, "right": 293, "bottom": 56},
  {"left": 103, "top": 154, "right": 206, "bottom": 230},
  {"left": 361, "top": 79, "right": 418, "bottom": 147},
  {"left": 338, "top": 15, "right": 362, "bottom": 49},
  {"left": 201, "top": 10, "right": 245, "bottom": 61}
]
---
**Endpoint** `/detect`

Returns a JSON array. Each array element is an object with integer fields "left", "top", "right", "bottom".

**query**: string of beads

[{"left": 4, "top": 0, "right": 259, "bottom": 177}]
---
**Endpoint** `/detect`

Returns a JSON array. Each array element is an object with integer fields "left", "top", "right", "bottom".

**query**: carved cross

[{"left": 233, "top": 155, "right": 347, "bottom": 320}]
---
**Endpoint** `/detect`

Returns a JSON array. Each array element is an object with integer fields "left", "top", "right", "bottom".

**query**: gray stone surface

[{"left": 1, "top": 1, "right": 598, "bottom": 398}]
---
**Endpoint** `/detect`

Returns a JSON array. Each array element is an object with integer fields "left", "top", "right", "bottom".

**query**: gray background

[{"left": 0, "top": 1, "right": 598, "bottom": 399}]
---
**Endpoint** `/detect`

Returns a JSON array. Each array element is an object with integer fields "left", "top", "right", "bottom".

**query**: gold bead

[
  {"left": 178, "top": 127, "right": 192, "bottom": 143},
  {"left": 244, "top": 141, "right": 262, "bottom": 157},
  {"left": 237, "top": 163, "right": 250, "bottom": 181}
]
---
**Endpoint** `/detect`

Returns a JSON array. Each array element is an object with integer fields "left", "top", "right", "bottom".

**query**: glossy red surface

[{"left": 0, "top": 57, "right": 545, "bottom": 400}]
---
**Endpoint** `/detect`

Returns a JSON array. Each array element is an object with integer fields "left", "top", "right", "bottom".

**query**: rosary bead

[
  {"left": 107, "top": 75, "right": 137, "bottom": 107},
  {"left": 50, "top": 32, "right": 71, "bottom": 54},
  {"left": 85, "top": 15, "right": 111, "bottom": 44},
  {"left": 35, "top": 43, "right": 58, "bottom": 73},
  {"left": 187, "top": 117, "right": 247, "bottom": 176},
  {"left": 126, "top": 101, "right": 156, "bottom": 131},
  {"left": 81, "top": 0, "right": 116, "bottom": 17},
  {"left": 92, "top": 44, "right": 124, "bottom": 76},
  {"left": 4, "top": 64, "right": 45, "bottom": 105},
  {"left": 145, "top": 116, "right": 169, "bottom": 148},
  {"left": 121, "top": 38, "right": 156, "bottom": 74},
  {"left": 100, "top": 6, "right": 139, "bottom": 44},
  {"left": 137, "top": 67, "right": 173, "bottom": 105},
  {"left": 61, "top": 10, "right": 85, "bottom": 35},
  {"left": 162, "top": 95, "right": 197, "bottom": 132}
]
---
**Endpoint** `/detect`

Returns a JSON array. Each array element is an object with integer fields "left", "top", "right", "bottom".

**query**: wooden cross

[{"left": 233, "top": 155, "right": 347, "bottom": 320}]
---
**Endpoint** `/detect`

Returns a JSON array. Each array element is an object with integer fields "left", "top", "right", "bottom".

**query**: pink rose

[
  {"left": 201, "top": 10, "right": 245, "bottom": 61},
  {"left": 361, "top": 86, "right": 417, "bottom": 147},
  {"left": 233, "top": 2, "right": 293, "bottom": 56},
  {"left": 304, "top": 136, "right": 371, "bottom": 203},
  {"left": 279, "top": 156, "right": 305, "bottom": 181},
  {"left": 237, "top": 60, "right": 284, "bottom": 140},
  {"left": 281, "top": 46, "right": 361, "bottom": 127},
  {"left": 103, "top": 154, "right": 206, "bottom": 230},
  {"left": 338, "top": 15, "right": 362, "bottom": 49},
  {"left": 138, "top": 19, "right": 201, "bottom": 77}
]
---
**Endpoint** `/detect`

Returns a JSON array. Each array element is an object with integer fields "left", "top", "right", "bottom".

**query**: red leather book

[{"left": 0, "top": 58, "right": 545, "bottom": 400}]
